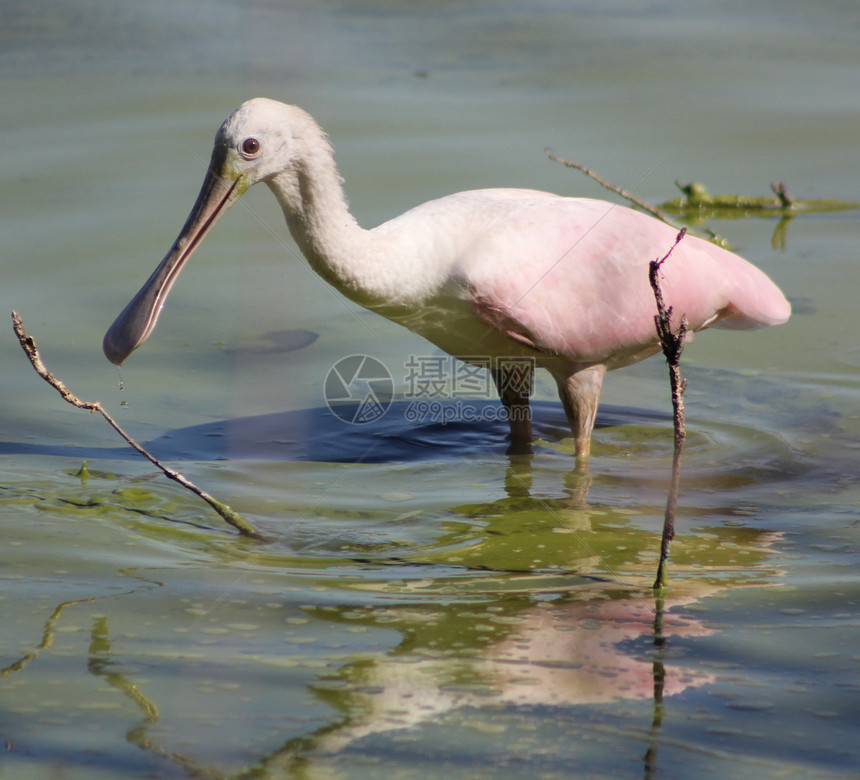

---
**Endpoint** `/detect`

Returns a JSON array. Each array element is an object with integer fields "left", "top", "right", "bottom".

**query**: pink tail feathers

[{"left": 709, "top": 247, "right": 791, "bottom": 330}]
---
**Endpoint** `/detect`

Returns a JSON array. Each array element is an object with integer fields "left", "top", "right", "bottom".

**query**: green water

[{"left": 2, "top": 1, "right": 860, "bottom": 778}]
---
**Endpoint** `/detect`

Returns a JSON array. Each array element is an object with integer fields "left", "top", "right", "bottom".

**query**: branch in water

[
  {"left": 11, "top": 311, "right": 264, "bottom": 541},
  {"left": 545, "top": 151, "right": 675, "bottom": 223},
  {"left": 546, "top": 152, "right": 729, "bottom": 246},
  {"left": 647, "top": 230, "right": 689, "bottom": 590}
]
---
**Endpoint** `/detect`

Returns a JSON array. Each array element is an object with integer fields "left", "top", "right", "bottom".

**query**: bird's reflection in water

[
  {"left": 4, "top": 446, "right": 783, "bottom": 778},
  {"left": 304, "top": 589, "right": 716, "bottom": 755},
  {"left": 284, "top": 462, "right": 783, "bottom": 769}
]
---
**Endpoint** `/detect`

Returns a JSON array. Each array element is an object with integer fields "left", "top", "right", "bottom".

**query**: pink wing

[{"left": 465, "top": 198, "right": 789, "bottom": 366}]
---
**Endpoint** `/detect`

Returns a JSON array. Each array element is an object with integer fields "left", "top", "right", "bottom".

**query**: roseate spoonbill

[{"left": 103, "top": 98, "right": 790, "bottom": 458}]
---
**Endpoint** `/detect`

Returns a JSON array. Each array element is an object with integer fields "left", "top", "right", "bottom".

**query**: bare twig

[
  {"left": 11, "top": 311, "right": 264, "bottom": 540},
  {"left": 647, "top": 230, "right": 688, "bottom": 590},
  {"left": 547, "top": 152, "right": 730, "bottom": 247},
  {"left": 545, "top": 151, "right": 675, "bottom": 223}
]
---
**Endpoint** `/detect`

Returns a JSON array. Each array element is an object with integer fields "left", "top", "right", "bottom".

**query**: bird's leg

[
  {"left": 491, "top": 362, "right": 534, "bottom": 444},
  {"left": 555, "top": 365, "right": 607, "bottom": 459}
]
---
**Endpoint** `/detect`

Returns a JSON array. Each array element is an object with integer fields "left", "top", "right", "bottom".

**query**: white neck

[
  {"left": 265, "top": 138, "right": 384, "bottom": 303},
  {"left": 263, "top": 122, "right": 462, "bottom": 311}
]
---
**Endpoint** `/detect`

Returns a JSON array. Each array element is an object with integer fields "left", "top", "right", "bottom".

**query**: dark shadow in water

[{"left": 0, "top": 401, "right": 669, "bottom": 464}]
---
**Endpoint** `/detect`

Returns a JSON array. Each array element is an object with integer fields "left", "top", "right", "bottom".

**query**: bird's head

[
  {"left": 102, "top": 98, "right": 314, "bottom": 365},
  {"left": 215, "top": 97, "right": 319, "bottom": 192}
]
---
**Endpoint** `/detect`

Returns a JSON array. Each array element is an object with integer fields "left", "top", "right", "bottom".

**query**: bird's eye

[{"left": 240, "top": 137, "right": 261, "bottom": 158}]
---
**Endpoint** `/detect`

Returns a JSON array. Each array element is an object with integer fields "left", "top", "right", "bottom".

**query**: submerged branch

[
  {"left": 11, "top": 311, "right": 264, "bottom": 541},
  {"left": 647, "top": 230, "right": 689, "bottom": 590},
  {"left": 1, "top": 596, "right": 98, "bottom": 677}
]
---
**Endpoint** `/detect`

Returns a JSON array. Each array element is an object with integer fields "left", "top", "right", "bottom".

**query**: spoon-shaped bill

[{"left": 103, "top": 169, "right": 240, "bottom": 365}]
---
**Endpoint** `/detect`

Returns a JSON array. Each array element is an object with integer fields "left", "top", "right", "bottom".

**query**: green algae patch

[{"left": 661, "top": 180, "right": 860, "bottom": 217}]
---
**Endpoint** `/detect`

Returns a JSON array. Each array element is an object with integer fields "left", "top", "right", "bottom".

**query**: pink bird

[{"left": 103, "top": 98, "right": 791, "bottom": 458}]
